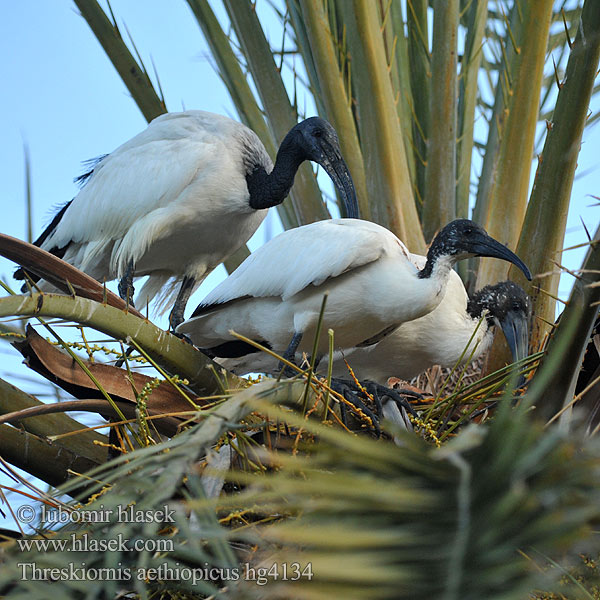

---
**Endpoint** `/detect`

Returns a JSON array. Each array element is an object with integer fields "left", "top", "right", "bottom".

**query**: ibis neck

[
  {"left": 417, "top": 253, "right": 456, "bottom": 281},
  {"left": 247, "top": 136, "right": 304, "bottom": 210},
  {"left": 467, "top": 296, "right": 495, "bottom": 329},
  {"left": 405, "top": 254, "right": 458, "bottom": 320}
]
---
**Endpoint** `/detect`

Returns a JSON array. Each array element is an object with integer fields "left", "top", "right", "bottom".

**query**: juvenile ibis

[
  {"left": 177, "top": 219, "right": 532, "bottom": 373},
  {"left": 326, "top": 278, "right": 531, "bottom": 384},
  {"left": 15, "top": 110, "right": 358, "bottom": 329}
]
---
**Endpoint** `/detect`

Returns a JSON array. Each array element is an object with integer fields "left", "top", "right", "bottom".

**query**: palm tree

[{"left": 1, "top": 1, "right": 600, "bottom": 598}]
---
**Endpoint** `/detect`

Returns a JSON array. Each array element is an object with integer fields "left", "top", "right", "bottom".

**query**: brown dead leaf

[
  {"left": 0, "top": 233, "right": 143, "bottom": 318},
  {"left": 12, "top": 326, "right": 202, "bottom": 435}
]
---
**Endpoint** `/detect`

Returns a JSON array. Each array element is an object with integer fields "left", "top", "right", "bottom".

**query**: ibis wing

[
  {"left": 193, "top": 219, "right": 401, "bottom": 316},
  {"left": 41, "top": 112, "right": 246, "bottom": 268}
]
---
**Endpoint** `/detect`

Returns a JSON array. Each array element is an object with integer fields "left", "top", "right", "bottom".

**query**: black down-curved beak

[
  {"left": 317, "top": 141, "right": 359, "bottom": 219},
  {"left": 468, "top": 233, "right": 532, "bottom": 281},
  {"left": 498, "top": 310, "right": 530, "bottom": 363}
]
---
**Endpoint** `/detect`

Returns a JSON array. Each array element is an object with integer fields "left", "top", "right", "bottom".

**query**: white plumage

[
  {"left": 17, "top": 111, "right": 358, "bottom": 328},
  {"left": 329, "top": 256, "right": 485, "bottom": 383},
  {"left": 324, "top": 270, "right": 531, "bottom": 384},
  {"left": 178, "top": 218, "right": 531, "bottom": 371},
  {"left": 182, "top": 220, "right": 427, "bottom": 354},
  {"left": 43, "top": 112, "right": 269, "bottom": 309},
  {"left": 199, "top": 219, "right": 404, "bottom": 305},
  {"left": 209, "top": 254, "right": 471, "bottom": 377}
]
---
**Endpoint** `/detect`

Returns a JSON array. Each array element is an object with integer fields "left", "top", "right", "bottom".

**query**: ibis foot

[
  {"left": 171, "top": 331, "right": 194, "bottom": 345},
  {"left": 363, "top": 381, "right": 422, "bottom": 418},
  {"left": 329, "top": 378, "right": 421, "bottom": 436},
  {"left": 329, "top": 378, "right": 382, "bottom": 437}
]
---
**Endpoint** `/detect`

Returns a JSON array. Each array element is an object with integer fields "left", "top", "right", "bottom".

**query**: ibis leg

[
  {"left": 169, "top": 276, "right": 196, "bottom": 331},
  {"left": 330, "top": 378, "right": 381, "bottom": 437},
  {"left": 278, "top": 332, "right": 303, "bottom": 376},
  {"left": 329, "top": 378, "right": 421, "bottom": 436},
  {"left": 311, "top": 354, "right": 323, "bottom": 371},
  {"left": 115, "top": 260, "right": 136, "bottom": 371},
  {"left": 363, "top": 381, "right": 421, "bottom": 418},
  {"left": 118, "top": 259, "right": 136, "bottom": 308}
]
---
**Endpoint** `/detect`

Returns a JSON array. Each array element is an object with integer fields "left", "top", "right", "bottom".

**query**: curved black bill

[
  {"left": 318, "top": 144, "right": 359, "bottom": 219},
  {"left": 499, "top": 311, "right": 530, "bottom": 363},
  {"left": 470, "top": 235, "right": 532, "bottom": 281}
]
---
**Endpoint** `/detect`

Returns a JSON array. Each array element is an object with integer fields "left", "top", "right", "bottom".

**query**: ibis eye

[
  {"left": 464, "top": 227, "right": 473, "bottom": 235},
  {"left": 313, "top": 129, "right": 323, "bottom": 138},
  {"left": 512, "top": 301, "right": 521, "bottom": 311}
]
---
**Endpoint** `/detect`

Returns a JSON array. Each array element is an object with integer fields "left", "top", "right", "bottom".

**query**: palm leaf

[
  {"left": 342, "top": 0, "right": 425, "bottom": 252},
  {"left": 515, "top": 0, "right": 600, "bottom": 349},
  {"left": 224, "top": 0, "right": 330, "bottom": 223},
  {"left": 422, "top": 0, "right": 459, "bottom": 241},
  {"left": 73, "top": 0, "right": 167, "bottom": 121},
  {"left": 476, "top": 0, "right": 555, "bottom": 290}
]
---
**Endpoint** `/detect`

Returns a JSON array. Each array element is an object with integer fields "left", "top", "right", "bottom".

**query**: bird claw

[
  {"left": 330, "top": 378, "right": 381, "bottom": 437},
  {"left": 329, "top": 378, "right": 419, "bottom": 436},
  {"left": 363, "top": 381, "right": 421, "bottom": 418}
]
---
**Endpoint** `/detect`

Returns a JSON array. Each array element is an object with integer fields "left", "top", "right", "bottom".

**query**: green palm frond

[
  {"left": 2, "top": 2, "right": 600, "bottom": 598},
  {"left": 2, "top": 388, "right": 599, "bottom": 599},
  {"left": 219, "top": 402, "right": 600, "bottom": 600}
]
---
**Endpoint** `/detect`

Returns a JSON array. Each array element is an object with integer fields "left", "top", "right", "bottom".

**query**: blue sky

[
  {"left": 0, "top": 2, "right": 598, "bottom": 529},
  {"left": 0, "top": 1, "right": 245, "bottom": 530}
]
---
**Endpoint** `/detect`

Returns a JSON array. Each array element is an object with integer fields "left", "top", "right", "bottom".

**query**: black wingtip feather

[
  {"left": 74, "top": 154, "right": 108, "bottom": 188},
  {"left": 206, "top": 339, "right": 271, "bottom": 359},
  {"left": 31, "top": 200, "right": 73, "bottom": 248},
  {"left": 14, "top": 200, "right": 74, "bottom": 286},
  {"left": 190, "top": 295, "right": 253, "bottom": 318},
  {"left": 14, "top": 155, "right": 105, "bottom": 286}
]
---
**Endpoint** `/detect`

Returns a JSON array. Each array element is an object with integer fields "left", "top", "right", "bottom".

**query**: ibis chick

[
  {"left": 327, "top": 278, "right": 531, "bottom": 384},
  {"left": 178, "top": 219, "right": 532, "bottom": 370},
  {"left": 15, "top": 111, "right": 358, "bottom": 329}
]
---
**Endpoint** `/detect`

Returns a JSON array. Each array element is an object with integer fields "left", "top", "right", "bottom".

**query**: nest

[{"left": 410, "top": 356, "right": 487, "bottom": 397}]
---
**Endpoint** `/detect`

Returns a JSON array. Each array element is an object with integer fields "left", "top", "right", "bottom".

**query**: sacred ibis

[
  {"left": 326, "top": 279, "right": 531, "bottom": 384},
  {"left": 14, "top": 110, "right": 358, "bottom": 329},
  {"left": 177, "top": 219, "right": 532, "bottom": 373}
]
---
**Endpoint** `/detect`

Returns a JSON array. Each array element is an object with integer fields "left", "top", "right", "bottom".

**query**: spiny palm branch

[{"left": 1, "top": 1, "right": 600, "bottom": 599}]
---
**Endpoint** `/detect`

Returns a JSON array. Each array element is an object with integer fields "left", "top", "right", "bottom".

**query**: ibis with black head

[
  {"left": 15, "top": 111, "right": 358, "bottom": 329},
  {"left": 178, "top": 219, "right": 532, "bottom": 371},
  {"left": 325, "top": 278, "right": 531, "bottom": 384}
]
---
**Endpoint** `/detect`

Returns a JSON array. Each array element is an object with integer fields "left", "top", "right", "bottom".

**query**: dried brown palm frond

[{"left": 1, "top": 2, "right": 600, "bottom": 598}]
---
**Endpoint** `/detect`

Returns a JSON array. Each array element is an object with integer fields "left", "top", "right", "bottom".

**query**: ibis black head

[
  {"left": 468, "top": 281, "right": 531, "bottom": 362},
  {"left": 421, "top": 219, "right": 532, "bottom": 280},
  {"left": 285, "top": 117, "right": 359, "bottom": 218}
]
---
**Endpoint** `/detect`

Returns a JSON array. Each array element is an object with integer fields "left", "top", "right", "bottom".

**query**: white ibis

[
  {"left": 14, "top": 110, "right": 358, "bottom": 329},
  {"left": 177, "top": 219, "right": 532, "bottom": 374},
  {"left": 326, "top": 278, "right": 531, "bottom": 384}
]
